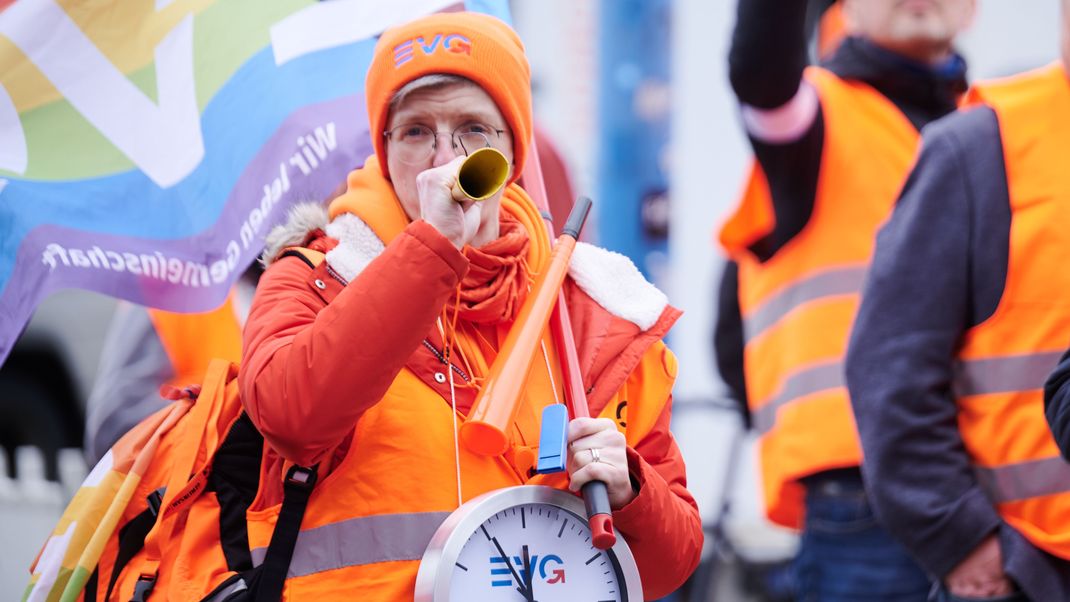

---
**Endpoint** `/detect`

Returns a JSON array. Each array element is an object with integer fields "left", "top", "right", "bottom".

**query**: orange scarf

[{"left": 458, "top": 214, "right": 530, "bottom": 323}]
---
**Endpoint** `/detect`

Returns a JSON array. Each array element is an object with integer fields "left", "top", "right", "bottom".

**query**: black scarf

[{"left": 823, "top": 36, "right": 969, "bottom": 130}]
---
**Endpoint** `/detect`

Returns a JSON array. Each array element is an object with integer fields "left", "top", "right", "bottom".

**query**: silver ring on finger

[{"left": 589, "top": 447, "right": 602, "bottom": 464}]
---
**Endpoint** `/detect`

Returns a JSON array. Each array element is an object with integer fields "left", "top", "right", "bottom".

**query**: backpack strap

[
  {"left": 196, "top": 462, "right": 317, "bottom": 602},
  {"left": 249, "top": 465, "right": 319, "bottom": 601},
  {"left": 132, "top": 359, "right": 237, "bottom": 601},
  {"left": 210, "top": 413, "right": 265, "bottom": 573},
  {"left": 245, "top": 246, "right": 324, "bottom": 601},
  {"left": 102, "top": 487, "right": 165, "bottom": 600}
]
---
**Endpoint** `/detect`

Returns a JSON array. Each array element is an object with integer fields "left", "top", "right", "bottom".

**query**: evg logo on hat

[{"left": 393, "top": 34, "right": 472, "bottom": 67}]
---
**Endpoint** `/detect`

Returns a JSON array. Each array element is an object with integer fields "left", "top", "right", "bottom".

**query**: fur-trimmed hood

[{"left": 261, "top": 203, "right": 330, "bottom": 268}]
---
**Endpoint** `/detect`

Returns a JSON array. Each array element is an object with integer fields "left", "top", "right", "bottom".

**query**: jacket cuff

[
  {"left": 405, "top": 220, "right": 468, "bottom": 280},
  {"left": 916, "top": 487, "right": 1002, "bottom": 578},
  {"left": 612, "top": 447, "right": 660, "bottom": 525}
]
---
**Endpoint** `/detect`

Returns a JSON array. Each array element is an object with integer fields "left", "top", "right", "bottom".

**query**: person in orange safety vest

[
  {"left": 716, "top": 0, "right": 974, "bottom": 599},
  {"left": 846, "top": 4, "right": 1070, "bottom": 600},
  {"left": 238, "top": 11, "right": 702, "bottom": 601}
]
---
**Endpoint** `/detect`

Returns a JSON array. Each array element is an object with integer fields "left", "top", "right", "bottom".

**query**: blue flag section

[{"left": 597, "top": 0, "right": 672, "bottom": 280}]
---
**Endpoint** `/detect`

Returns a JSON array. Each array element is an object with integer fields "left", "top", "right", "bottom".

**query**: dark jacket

[
  {"left": 845, "top": 106, "right": 1070, "bottom": 600},
  {"left": 1044, "top": 350, "right": 1070, "bottom": 461}
]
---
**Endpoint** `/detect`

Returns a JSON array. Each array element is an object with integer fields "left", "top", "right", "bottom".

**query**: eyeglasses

[{"left": 383, "top": 123, "right": 505, "bottom": 164}]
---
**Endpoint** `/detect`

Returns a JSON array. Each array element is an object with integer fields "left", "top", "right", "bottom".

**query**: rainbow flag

[{"left": 0, "top": 0, "right": 510, "bottom": 365}]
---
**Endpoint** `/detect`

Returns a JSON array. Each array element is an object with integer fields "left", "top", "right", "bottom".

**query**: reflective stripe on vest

[
  {"left": 743, "top": 265, "right": 867, "bottom": 343},
  {"left": 753, "top": 361, "right": 845, "bottom": 434},
  {"left": 251, "top": 511, "right": 450, "bottom": 579},
  {"left": 975, "top": 456, "right": 1070, "bottom": 504},
  {"left": 954, "top": 351, "right": 1068, "bottom": 505},
  {"left": 953, "top": 351, "right": 1064, "bottom": 397}
]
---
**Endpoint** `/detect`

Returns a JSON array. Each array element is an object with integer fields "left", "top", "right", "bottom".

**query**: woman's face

[{"left": 384, "top": 82, "right": 514, "bottom": 222}]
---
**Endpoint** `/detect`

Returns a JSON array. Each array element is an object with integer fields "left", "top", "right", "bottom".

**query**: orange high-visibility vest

[
  {"left": 953, "top": 63, "right": 1070, "bottom": 560},
  {"left": 242, "top": 193, "right": 679, "bottom": 600},
  {"left": 720, "top": 66, "right": 919, "bottom": 529},
  {"left": 243, "top": 344, "right": 674, "bottom": 600},
  {"left": 148, "top": 294, "right": 243, "bottom": 387}
]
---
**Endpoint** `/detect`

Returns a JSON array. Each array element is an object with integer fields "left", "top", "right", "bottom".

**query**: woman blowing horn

[{"left": 241, "top": 11, "right": 702, "bottom": 600}]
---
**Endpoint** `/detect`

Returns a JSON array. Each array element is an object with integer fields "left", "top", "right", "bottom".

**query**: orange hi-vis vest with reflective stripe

[
  {"left": 245, "top": 347, "right": 674, "bottom": 600},
  {"left": 243, "top": 194, "right": 679, "bottom": 600},
  {"left": 955, "top": 63, "right": 1070, "bottom": 560},
  {"left": 720, "top": 67, "right": 919, "bottom": 529}
]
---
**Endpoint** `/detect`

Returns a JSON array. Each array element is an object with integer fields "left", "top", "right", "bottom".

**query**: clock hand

[
  {"left": 484, "top": 526, "right": 529, "bottom": 599},
  {"left": 522, "top": 544, "right": 536, "bottom": 602}
]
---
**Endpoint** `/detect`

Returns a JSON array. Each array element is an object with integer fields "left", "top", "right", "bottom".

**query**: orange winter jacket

[{"left": 239, "top": 164, "right": 702, "bottom": 600}]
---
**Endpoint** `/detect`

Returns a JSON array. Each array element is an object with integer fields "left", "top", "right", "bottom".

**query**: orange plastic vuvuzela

[
  {"left": 458, "top": 197, "right": 593, "bottom": 457},
  {"left": 522, "top": 142, "right": 615, "bottom": 549}
]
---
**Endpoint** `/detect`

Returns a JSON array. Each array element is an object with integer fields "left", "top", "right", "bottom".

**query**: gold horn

[{"left": 453, "top": 147, "right": 509, "bottom": 202}]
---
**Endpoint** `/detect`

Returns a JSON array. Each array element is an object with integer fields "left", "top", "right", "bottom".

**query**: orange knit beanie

[{"left": 365, "top": 12, "right": 532, "bottom": 183}]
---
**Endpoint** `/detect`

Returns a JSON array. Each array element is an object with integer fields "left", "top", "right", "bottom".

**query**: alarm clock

[{"left": 415, "top": 485, "right": 643, "bottom": 601}]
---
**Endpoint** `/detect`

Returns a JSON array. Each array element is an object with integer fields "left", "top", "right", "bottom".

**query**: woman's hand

[
  {"left": 566, "top": 417, "right": 637, "bottom": 509},
  {"left": 415, "top": 156, "right": 483, "bottom": 249}
]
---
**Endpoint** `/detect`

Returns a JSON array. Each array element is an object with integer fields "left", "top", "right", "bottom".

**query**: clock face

[
  {"left": 448, "top": 503, "right": 629, "bottom": 601},
  {"left": 415, "top": 486, "right": 642, "bottom": 602}
]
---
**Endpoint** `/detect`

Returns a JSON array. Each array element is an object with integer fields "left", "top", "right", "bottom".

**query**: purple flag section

[{"left": 1, "top": 96, "right": 370, "bottom": 361}]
